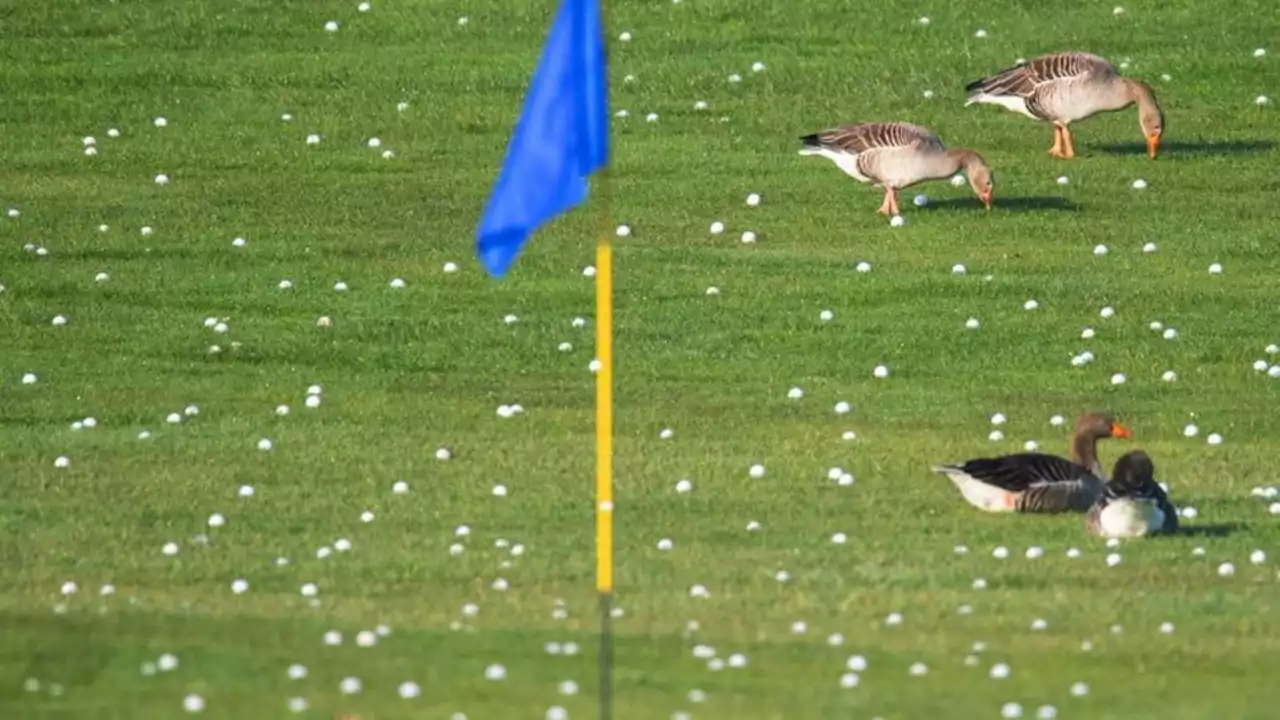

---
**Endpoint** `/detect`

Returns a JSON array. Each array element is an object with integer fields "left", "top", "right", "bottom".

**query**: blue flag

[{"left": 476, "top": 0, "right": 609, "bottom": 278}]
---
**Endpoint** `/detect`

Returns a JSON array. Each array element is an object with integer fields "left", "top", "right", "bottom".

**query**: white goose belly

[
  {"left": 945, "top": 473, "right": 1016, "bottom": 513},
  {"left": 1097, "top": 499, "right": 1165, "bottom": 537},
  {"left": 799, "top": 147, "right": 871, "bottom": 183}
]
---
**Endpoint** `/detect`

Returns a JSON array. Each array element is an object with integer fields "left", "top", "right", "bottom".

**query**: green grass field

[{"left": 2, "top": 0, "right": 1279, "bottom": 718}]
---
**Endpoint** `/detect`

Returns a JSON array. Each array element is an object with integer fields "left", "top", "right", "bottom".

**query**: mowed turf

[{"left": 2, "top": 0, "right": 1279, "bottom": 718}]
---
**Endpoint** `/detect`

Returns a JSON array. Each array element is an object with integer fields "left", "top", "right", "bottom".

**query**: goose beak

[
  {"left": 1111, "top": 422, "right": 1133, "bottom": 439},
  {"left": 1146, "top": 134, "right": 1160, "bottom": 159}
]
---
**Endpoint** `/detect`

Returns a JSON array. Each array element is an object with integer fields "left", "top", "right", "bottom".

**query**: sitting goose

[
  {"left": 1085, "top": 450, "right": 1179, "bottom": 538},
  {"left": 932, "top": 412, "right": 1132, "bottom": 513},
  {"left": 797, "top": 122, "right": 993, "bottom": 216},
  {"left": 963, "top": 51, "right": 1165, "bottom": 159}
]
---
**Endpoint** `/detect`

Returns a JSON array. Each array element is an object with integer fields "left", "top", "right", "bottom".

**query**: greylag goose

[
  {"left": 1085, "top": 450, "right": 1179, "bottom": 538},
  {"left": 797, "top": 122, "right": 993, "bottom": 215},
  {"left": 932, "top": 412, "right": 1132, "bottom": 513},
  {"left": 964, "top": 51, "right": 1165, "bottom": 159}
]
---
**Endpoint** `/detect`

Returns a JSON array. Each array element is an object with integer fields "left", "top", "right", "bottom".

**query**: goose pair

[
  {"left": 933, "top": 413, "right": 1178, "bottom": 538},
  {"left": 799, "top": 52, "right": 1165, "bottom": 215}
]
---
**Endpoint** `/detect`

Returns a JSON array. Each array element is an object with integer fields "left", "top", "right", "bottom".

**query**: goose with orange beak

[
  {"left": 798, "top": 121, "right": 994, "bottom": 215},
  {"left": 932, "top": 413, "right": 1134, "bottom": 514},
  {"left": 964, "top": 51, "right": 1165, "bottom": 159}
]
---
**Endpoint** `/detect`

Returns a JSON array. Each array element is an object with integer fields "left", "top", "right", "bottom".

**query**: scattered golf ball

[{"left": 1132, "top": 179, "right": 1147, "bottom": 189}]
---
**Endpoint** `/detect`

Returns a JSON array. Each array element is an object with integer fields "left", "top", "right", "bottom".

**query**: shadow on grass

[
  {"left": 1096, "top": 140, "right": 1274, "bottom": 157},
  {"left": 919, "top": 196, "right": 1079, "bottom": 213},
  {"left": 1176, "top": 523, "right": 1240, "bottom": 538}
]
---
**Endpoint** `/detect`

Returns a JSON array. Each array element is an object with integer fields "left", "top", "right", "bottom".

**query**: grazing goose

[
  {"left": 932, "top": 412, "right": 1132, "bottom": 513},
  {"left": 797, "top": 122, "right": 993, "bottom": 215},
  {"left": 1086, "top": 450, "right": 1179, "bottom": 538},
  {"left": 964, "top": 51, "right": 1165, "bottom": 159}
]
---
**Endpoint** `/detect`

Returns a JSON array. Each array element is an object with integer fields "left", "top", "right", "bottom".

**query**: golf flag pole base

[{"left": 598, "top": 590, "right": 615, "bottom": 719}]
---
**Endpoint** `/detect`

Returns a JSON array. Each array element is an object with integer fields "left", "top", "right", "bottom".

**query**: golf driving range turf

[{"left": 2, "top": 0, "right": 1278, "bottom": 718}]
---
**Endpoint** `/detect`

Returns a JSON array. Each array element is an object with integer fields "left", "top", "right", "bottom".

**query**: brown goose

[
  {"left": 964, "top": 51, "right": 1165, "bottom": 159},
  {"left": 932, "top": 412, "right": 1132, "bottom": 513},
  {"left": 1085, "top": 450, "right": 1179, "bottom": 538},
  {"left": 797, "top": 122, "right": 993, "bottom": 215}
]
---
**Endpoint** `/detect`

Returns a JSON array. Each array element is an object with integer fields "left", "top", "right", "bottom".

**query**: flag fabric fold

[{"left": 475, "top": 0, "right": 609, "bottom": 278}]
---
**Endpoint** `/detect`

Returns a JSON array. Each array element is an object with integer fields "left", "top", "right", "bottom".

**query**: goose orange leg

[
  {"left": 1061, "top": 125, "right": 1077, "bottom": 159},
  {"left": 876, "top": 187, "right": 894, "bottom": 215},
  {"left": 1049, "top": 123, "right": 1067, "bottom": 158}
]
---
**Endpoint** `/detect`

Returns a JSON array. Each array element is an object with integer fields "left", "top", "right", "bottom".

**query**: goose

[
  {"left": 932, "top": 412, "right": 1132, "bottom": 513},
  {"left": 1085, "top": 450, "right": 1179, "bottom": 538},
  {"left": 963, "top": 51, "right": 1165, "bottom": 159},
  {"left": 797, "top": 122, "right": 993, "bottom": 215}
]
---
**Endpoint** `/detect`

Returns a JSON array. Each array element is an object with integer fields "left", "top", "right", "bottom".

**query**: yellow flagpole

[
  {"left": 595, "top": 224, "right": 615, "bottom": 594},
  {"left": 594, "top": 176, "right": 615, "bottom": 720}
]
